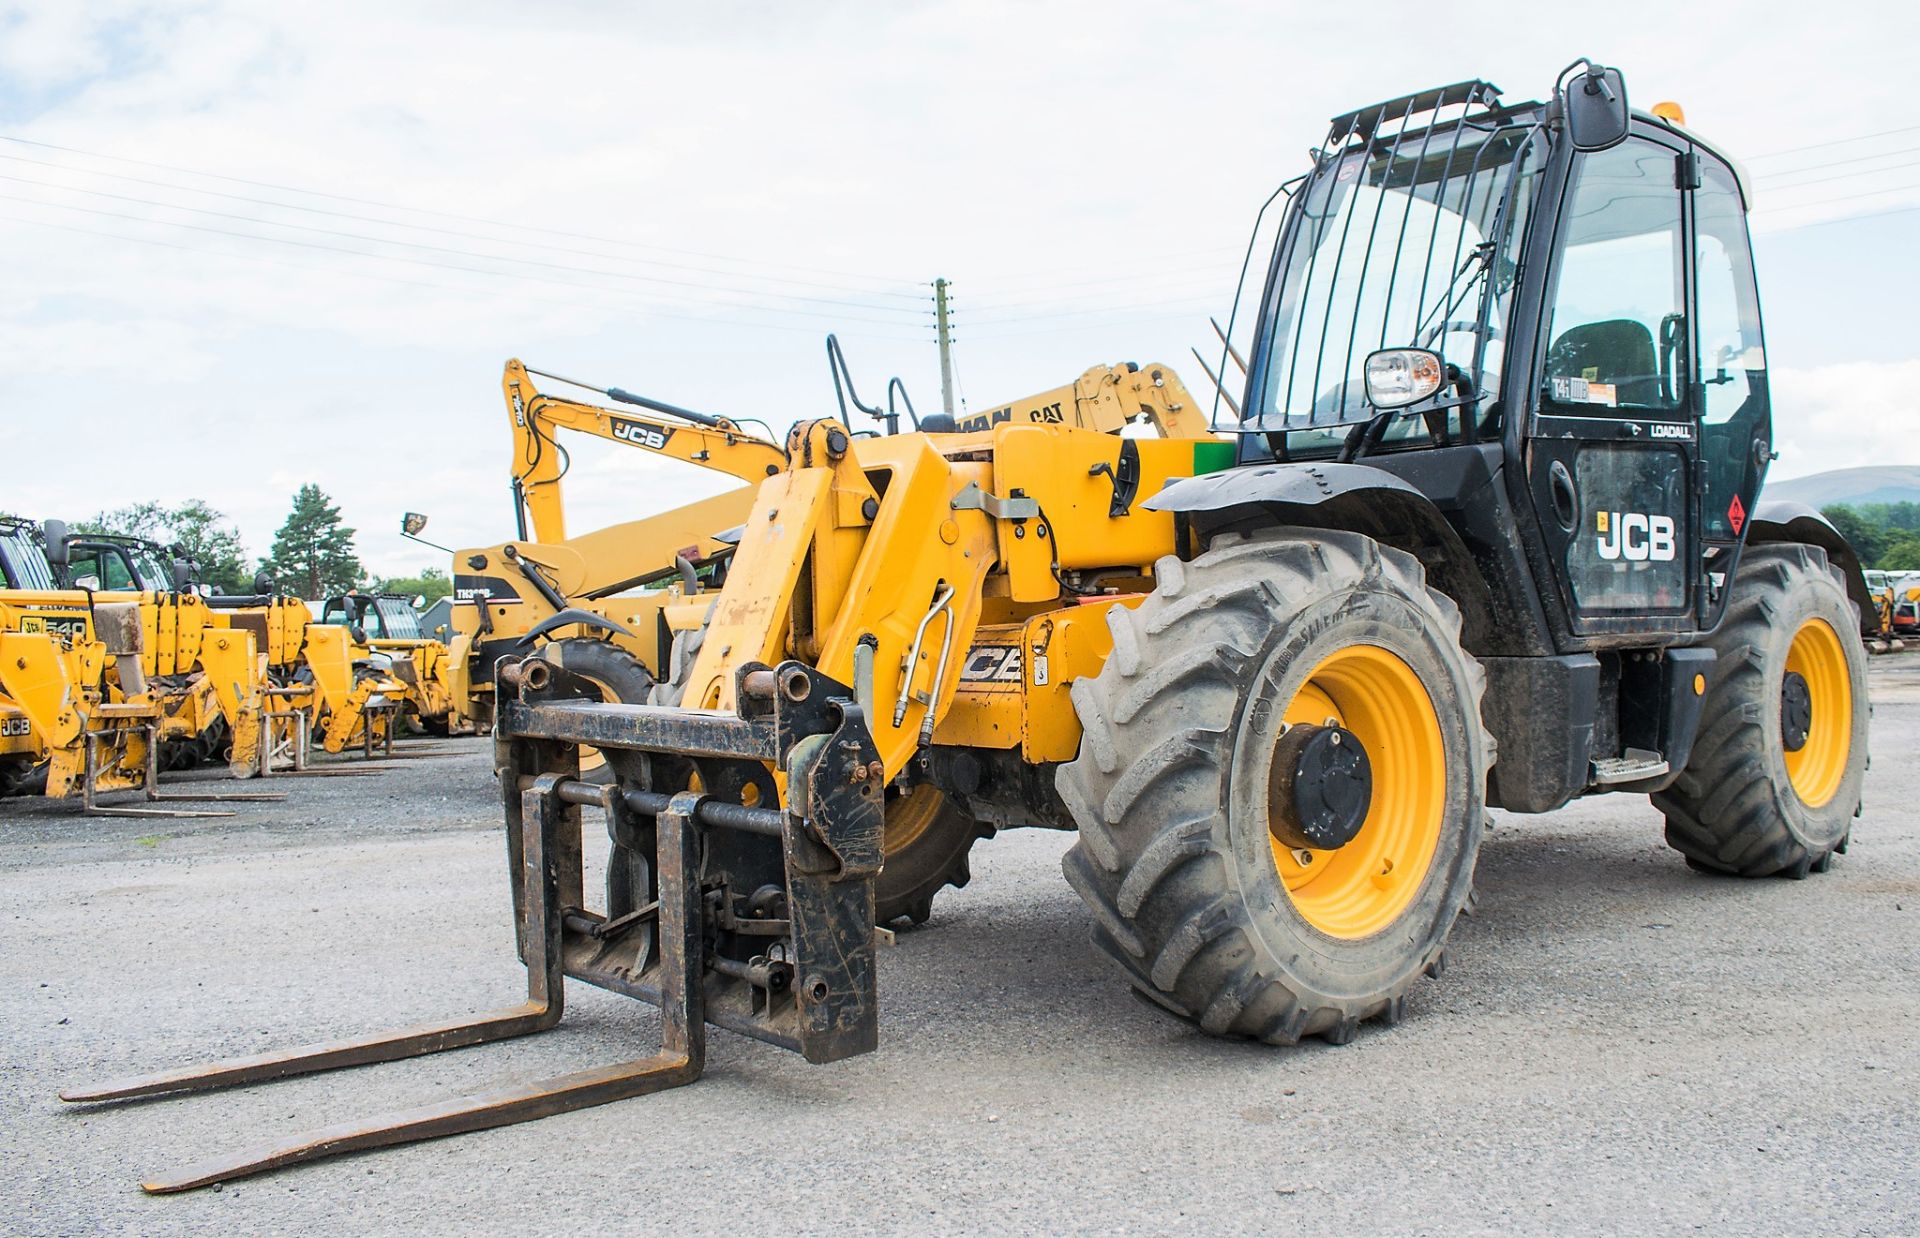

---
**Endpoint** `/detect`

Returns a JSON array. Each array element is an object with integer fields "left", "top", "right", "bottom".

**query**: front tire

[
  {"left": 1058, "top": 529, "right": 1491, "bottom": 1044},
  {"left": 1654, "top": 544, "right": 1869, "bottom": 877}
]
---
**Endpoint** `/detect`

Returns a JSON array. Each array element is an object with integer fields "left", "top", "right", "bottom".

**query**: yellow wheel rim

[
  {"left": 885, "top": 784, "right": 945, "bottom": 859},
  {"left": 1783, "top": 618, "right": 1851, "bottom": 809},
  {"left": 1269, "top": 645, "right": 1446, "bottom": 939}
]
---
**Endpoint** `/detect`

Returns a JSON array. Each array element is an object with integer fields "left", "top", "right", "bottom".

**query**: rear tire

[
  {"left": 1058, "top": 530, "right": 1491, "bottom": 1044},
  {"left": 1654, "top": 544, "right": 1868, "bottom": 876},
  {"left": 875, "top": 785, "right": 988, "bottom": 926},
  {"left": 0, "top": 756, "right": 34, "bottom": 797}
]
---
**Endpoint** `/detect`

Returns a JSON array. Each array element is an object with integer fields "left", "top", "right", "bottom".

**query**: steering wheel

[{"left": 1418, "top": 318, "right": 1503, "bottom": 349}]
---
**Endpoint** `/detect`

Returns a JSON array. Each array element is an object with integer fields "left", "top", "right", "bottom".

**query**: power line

[
  {"left": 0, "top": 150, "right": 931, "bottom": 304},
  {"left": 1755, "top": 179, "right": 1920, "bottom": 214},
  {"left": 957, "top": 289, "right": 1222, "bottom": 329},
  {"left": 958, "top": 243, "right": 1242, "bottom": 292},
  {"left": 956, "top": 293, "right": 1221, "bottom": 334},
  {"left": 1744, "top": 123, "right": 1920, "bottom": 161},
  {"left": 0, "top": 132, "right": 923, "bottom": 289},
  {"left": 0, "top": 193, "right": 932, "bottom": 332},
  {"left": 1756, "top": 146, "right": 1920, "bottom": 188},
  {"left": 957, "top": 264, "right": 1241, "bottom": 312},
  {"left": 0, "top": 211, "right": 933, "bottom": 342},
  {"left": 1753, "top": 200, "right": 1920, "bottom": 234},
  {"left": 0, "top": 171, "right": 931, "bottom": 320},
  {"left": 960, "top": 308, "right": 1212, "bottom": 343}
]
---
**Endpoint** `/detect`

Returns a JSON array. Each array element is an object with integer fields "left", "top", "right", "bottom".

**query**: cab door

[
  {"left": 1526, "top": 131, "right": 1700, "bottom": 637},
  {"left": 1689, "top": 153, "right": 1772, "bottom": 625}
]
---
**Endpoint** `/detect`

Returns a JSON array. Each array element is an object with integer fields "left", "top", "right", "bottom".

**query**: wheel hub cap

[
  {"left": 1268, "top": 723, "right": 1373, "bottom": 852},
  {"left": 1780, "top": 670, "right": 1812, "bottom": 752}
]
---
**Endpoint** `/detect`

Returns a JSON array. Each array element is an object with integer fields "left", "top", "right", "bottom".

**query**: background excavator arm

[
  {"left": 949, "top": 362, "right": 1210, "bottom": 439},
  {"left": 504, "top": 358, "right": 788, "bottom": 543}
]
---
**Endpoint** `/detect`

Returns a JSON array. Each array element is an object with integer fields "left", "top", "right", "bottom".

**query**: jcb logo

[
  {"left": 611, "top": 418, "right": 673, "bottom": 451},
  {"left": 959, "top": 645, "right": 1023, "bottom": 683},
  {"left": 0, "top": 717, "right": 30, "bottom": 737},
  {"left": 1596, "top": 511, "right": 1676, "bottom": 562},
  {"left": 21, "top": 615, "right": 86, "bottom": 639}
]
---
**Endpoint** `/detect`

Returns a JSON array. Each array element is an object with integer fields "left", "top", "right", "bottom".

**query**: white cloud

[
  {"left": 1770, "top": 360, "right": 1920, "bottom": 481},
  {"left": 1, "top": 0, "right": 1913, "bottom": 582}
]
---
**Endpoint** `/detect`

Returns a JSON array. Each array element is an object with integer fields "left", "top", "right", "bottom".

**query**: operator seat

[{"left": 1546, "top": 318, "right": 1660, "bottom": 406}]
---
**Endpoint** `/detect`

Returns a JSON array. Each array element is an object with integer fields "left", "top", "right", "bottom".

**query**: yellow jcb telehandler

[
  {"left": 440, "top": 354, "right": 1205, "bottom": 794},
  {"left": 311, "top": 591, "right": 458, "bottom": 739},
  {"left": 69, "top": 61, "right": 1874, "bottom": 1192},
  {"left": 1, "top": 519, "right": 282, "bottom": 814},
  {"left": 49, "top": 527, "right": 275, "bottom": 776}
]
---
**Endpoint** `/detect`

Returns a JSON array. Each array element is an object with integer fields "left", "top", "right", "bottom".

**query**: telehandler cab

[{"left": 70, "top": 61, "right": 1871, "bottom": 1191}]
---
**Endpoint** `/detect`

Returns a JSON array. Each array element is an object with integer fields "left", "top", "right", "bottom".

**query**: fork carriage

[{"left": 60, "top": 655, "right": 883, "bottom": 1193}]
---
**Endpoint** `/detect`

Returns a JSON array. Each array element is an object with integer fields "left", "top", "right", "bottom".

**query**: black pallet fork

[{"left": 62, "top": 655, "right": 885, "bottom": 1192}]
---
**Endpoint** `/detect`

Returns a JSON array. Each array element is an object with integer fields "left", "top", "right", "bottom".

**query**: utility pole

[{"left": 933, "top": 276, "right": 956, "bottom": 417}]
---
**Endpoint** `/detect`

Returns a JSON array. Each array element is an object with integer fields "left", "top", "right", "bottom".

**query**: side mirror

[
  {"left": 1561, "top": 60, "right": 1629, "bottom": 152},
  {"left": 253, "top": 570, "right": 276, "bottom": 595},
  {"left": 171, "top": 558, "right": 195, "bottom": 591},
  {"left": 413, "top": 594, "right": 428, "bottom": 610},
  {"left": 402, "top": 512, "right": 429, "bottom": 536},
  {"left": 74, "top": 574, "right": 101, "bottom": 591},
  {"left": 42, "top": 519, "right": 69, "bottom": 569}
]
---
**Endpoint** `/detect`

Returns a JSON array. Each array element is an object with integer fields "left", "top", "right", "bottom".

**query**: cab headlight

[{"left": 1363, "top": 348, "right": 1445, "bottom": 409}]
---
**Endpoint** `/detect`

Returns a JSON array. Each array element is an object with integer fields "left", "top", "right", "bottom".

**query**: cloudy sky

[{"left": 2, "top": 1, "right": 1914, "bottom": 576}]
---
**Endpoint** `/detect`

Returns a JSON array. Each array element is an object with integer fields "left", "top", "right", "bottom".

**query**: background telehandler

[
  {"left": 69, "top": 60, "right": 1874, "bottom": 1192},
  {"left": 1, "top": 518, "right": 282, "bottom": 814},
  {"left": 435, "top": 359, "right": 789, "bottom": 739}
]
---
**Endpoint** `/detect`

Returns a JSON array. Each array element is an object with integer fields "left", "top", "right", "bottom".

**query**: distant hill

[{"left": 1766, "top": 466, "right": 1920, "bottom": 509}]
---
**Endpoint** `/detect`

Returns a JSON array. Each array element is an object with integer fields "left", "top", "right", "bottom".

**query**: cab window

[
  {"left": 1693, "top": 158, "right": 1769, "bottom": 541},
  {"left": 68, "top": 547, "right": 138, "bottom": 590},
  {"left": 1541, "top": 138, "right": 1686, "bottom": 413}
]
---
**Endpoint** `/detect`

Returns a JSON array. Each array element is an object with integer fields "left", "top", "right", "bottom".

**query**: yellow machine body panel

[
  {"left": 0, "top": 593, "right": 160, "bottom": 797},
  {"left": 934, "top": 601, "right": 1128, "bottom": 762},
  {"left": 679, "top": 413, "right": 1228, "bottom": 780}
]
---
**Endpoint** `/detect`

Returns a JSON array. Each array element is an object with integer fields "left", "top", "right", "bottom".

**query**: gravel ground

[{"left": 4, "top": 658, "right": 1918, "bottom": 1235}]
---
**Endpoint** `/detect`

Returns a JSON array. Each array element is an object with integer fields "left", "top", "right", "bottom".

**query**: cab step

[{"left": 1590, "top": 748, "right": 1669, "bottom": 785}]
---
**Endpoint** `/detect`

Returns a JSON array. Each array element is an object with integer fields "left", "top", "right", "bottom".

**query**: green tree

[
  {"left": 1822, "top": 505, "right": 1886, "bottom": 566},
  {"left": 78, "top": 501, "right": 169, "bottom": 541},
  {"left": 79, "top": 500, "right": 254, "bottom": 593},
  {"left": 1881, "top": 536, "right": 1920, "bottom": 572},
  {"left": 167, "top": 500, "right": 253, "bottom": 593},
  {"left": 371, "top": 566, "right": 452, "bottom": 605},
  {"left": 265, "top": 484, "right": 362, "bottom": 598},
  {"left": 1860, "top": 501, "right": 1920, "bottom": 533}
]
